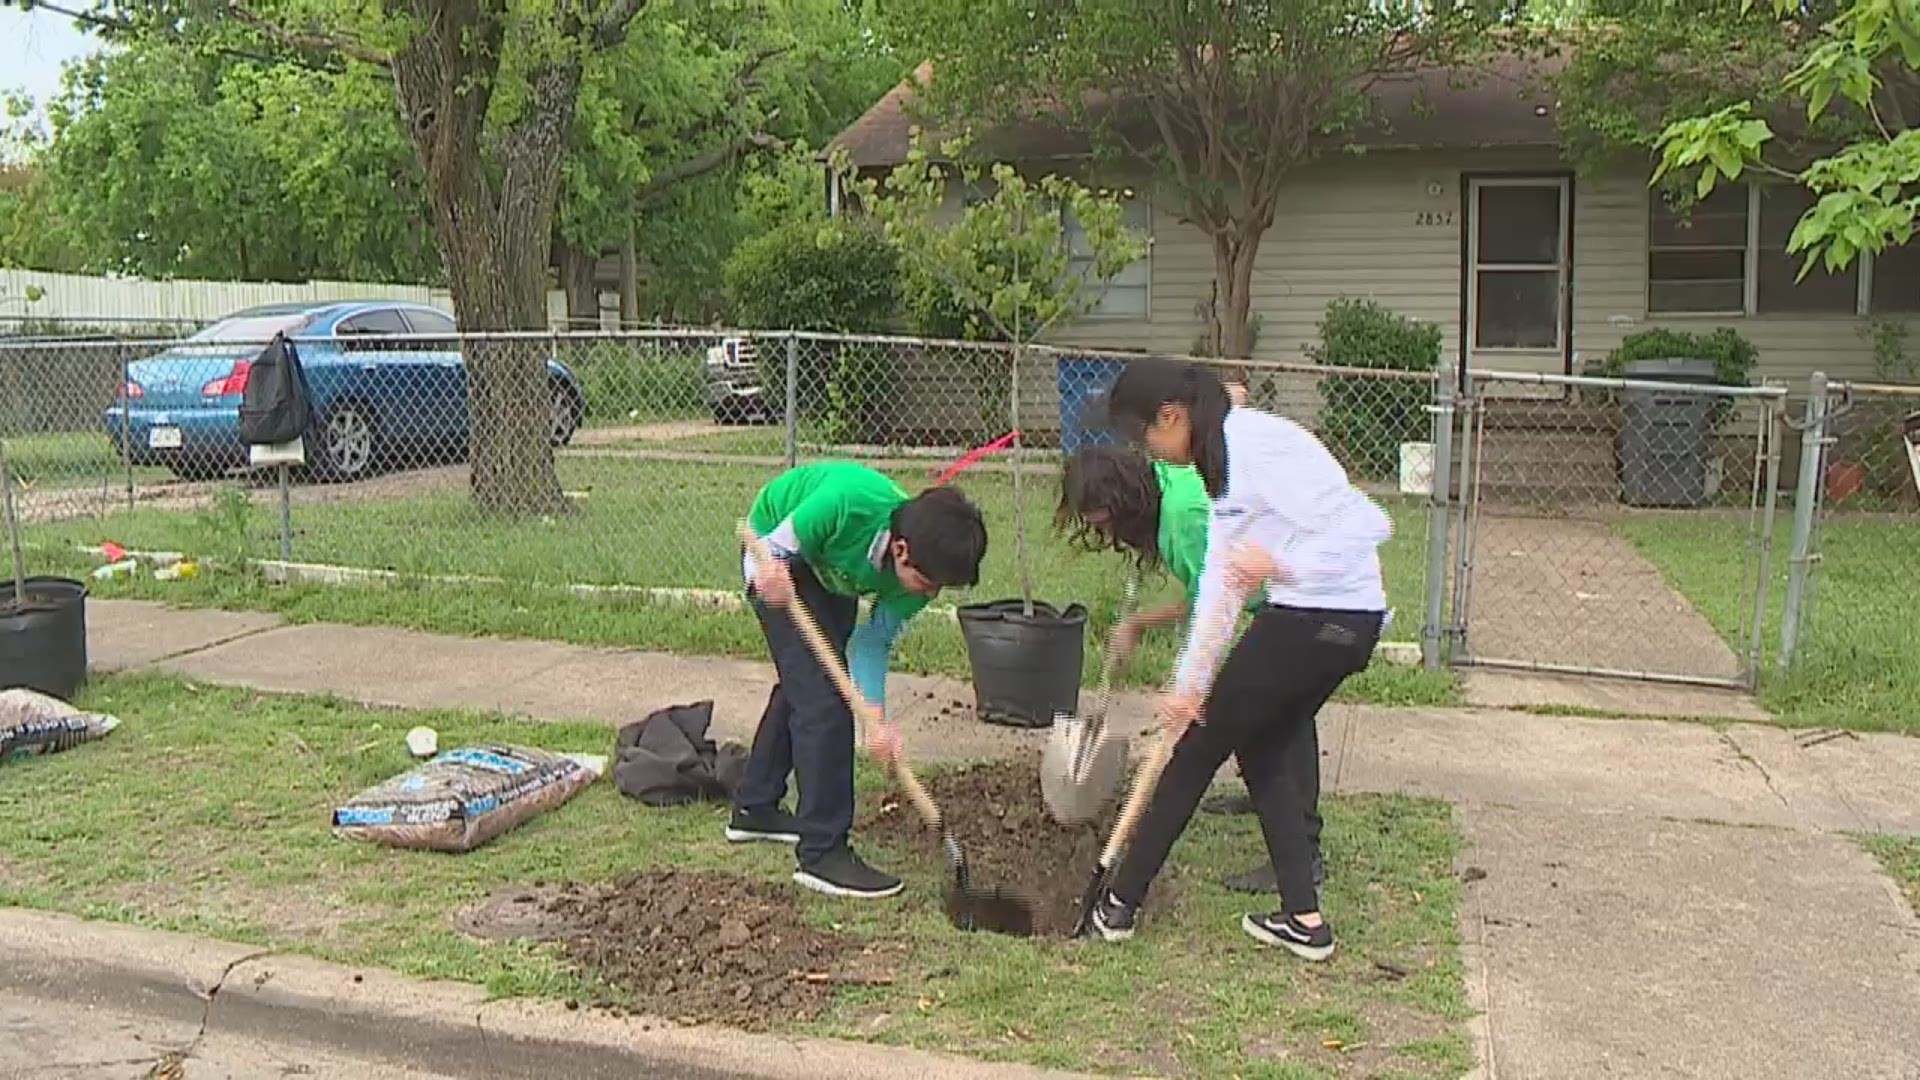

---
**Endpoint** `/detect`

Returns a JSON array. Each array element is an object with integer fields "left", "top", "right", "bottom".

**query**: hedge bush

[
  {"left": 1309, "top": 298, "right": 1441, "bottom": 480},
  {"left": 723, "top": 221, "right": 900, "bottom": 440}
]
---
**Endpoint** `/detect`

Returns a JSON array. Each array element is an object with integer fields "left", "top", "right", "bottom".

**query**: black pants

[
  {"left": 1111, "top": 606, "right": 1383, "bottom": 916},
  {"left": 735, "top": 558, "right": 859, "bottom": 865}
]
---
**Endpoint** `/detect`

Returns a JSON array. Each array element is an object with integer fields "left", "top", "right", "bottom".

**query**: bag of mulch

[
  {"left": 0, "top": 687, "right": 121, "bottom": 764},
  {"left": 332, "top": 745, "right": 607, "bottom": 853}
]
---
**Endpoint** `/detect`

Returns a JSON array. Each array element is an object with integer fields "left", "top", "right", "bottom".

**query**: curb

[{"left": 0, "top": 907, "right": 1104, "bottom": 1080}]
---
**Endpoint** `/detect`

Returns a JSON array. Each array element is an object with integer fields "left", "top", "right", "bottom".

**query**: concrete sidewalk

[
  {"left": 0, "top": 908, "right": 1098, "bottom": 1080},
  {"left": 80, "top": 599, "right": 1920, "bottom": 1079}
]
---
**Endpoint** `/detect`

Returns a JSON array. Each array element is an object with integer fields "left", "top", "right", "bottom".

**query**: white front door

[{"left": 1465, "top": 177, "right": 1571, "bottom": 378}]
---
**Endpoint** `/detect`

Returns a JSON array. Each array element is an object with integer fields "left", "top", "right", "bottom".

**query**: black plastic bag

[{"left": 238, "top": 332, "right": 314, "bottom": 446}]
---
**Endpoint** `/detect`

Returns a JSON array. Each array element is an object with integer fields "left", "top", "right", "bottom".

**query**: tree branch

[
  {"left": 635, "top": 130, "right": 786, "bottom": 204},
  {"left": 593, "top": 0, "right": 652, "bottom": 49},
  {"left": 224, "top": 3, "right": 391, "bottom": 67}
]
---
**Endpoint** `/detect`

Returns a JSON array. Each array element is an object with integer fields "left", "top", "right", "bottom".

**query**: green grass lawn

[
  {"left": 0, "top": 674, "right": 1473, "bottom": 1079},
  {"left": 25, "top": 456, "right": 1457, "bottom": 707},
  {"left": 1861, "top": 836, "right": 1920, "bottom": 917},
  {"left": 3, "top": 429, "right": 172, "bottom": 489},
  {"left": 1617, "top": 512, "right": 1920, "bottom": 733}
]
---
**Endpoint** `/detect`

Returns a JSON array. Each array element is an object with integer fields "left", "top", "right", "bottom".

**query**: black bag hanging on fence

[{"left": 237, "top": 332, "right": 313, "bottom": 446}]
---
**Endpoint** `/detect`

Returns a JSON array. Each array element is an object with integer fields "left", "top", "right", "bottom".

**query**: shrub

[
  {"left": 1308, "top": 298, "right": 1442, "bottom": 480},
  {"left": 723, "top": 219, "right": 900, "bottom": 334},
  {"left": 1593, "top": 326, "right": 1758, "bottom": 387},
  {"left": 723, "top": 220, "right": 901, "bottom": 442}
]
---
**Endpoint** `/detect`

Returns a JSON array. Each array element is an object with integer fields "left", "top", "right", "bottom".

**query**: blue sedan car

[{"left": 104, "top": 301, "right": 587, "bottom": 481}]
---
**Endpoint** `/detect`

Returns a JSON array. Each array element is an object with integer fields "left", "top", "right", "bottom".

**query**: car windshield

[{"left": 187, "top": 312, "right": 314, "bottom": 344}]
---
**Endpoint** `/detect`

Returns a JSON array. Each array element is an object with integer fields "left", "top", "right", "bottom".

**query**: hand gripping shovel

[
  {"left": 738, "top": 523, "right": 1034, "bottom": 937},
  {"left": 1041, "top": 575, "right": 1137, "bottom": 824}
]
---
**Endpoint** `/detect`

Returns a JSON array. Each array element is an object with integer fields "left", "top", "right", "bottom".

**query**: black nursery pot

[
  {"left": 956, "top": 599, "right": 1088, "bottom": 728},
  {"left": 0, "top": 576, "right": 90, "bottom": 702}
]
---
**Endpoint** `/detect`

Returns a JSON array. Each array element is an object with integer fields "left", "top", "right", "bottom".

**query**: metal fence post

[
  {"left": 1421, "top": 361, "right": 1456, "bottom": 671},
  {"left": 1448, "top": 367, "right": 1479, "bottom": 659},
  {"left": 784, "top": 332, "right": 799, "bottom": 469},
  {"left": 1743, "top": 387, "right": 1784, "bottom": 685},
  {"left": 120, "top": 351, "right": 135, "bottom": 514},
  {"left": 1779, "top": 370, "right": 1829, "bottom": 667}
]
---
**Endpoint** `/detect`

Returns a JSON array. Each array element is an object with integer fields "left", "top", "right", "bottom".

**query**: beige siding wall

[{"left": 1041, "top": 147, "right": 1911, "bottom": 388}]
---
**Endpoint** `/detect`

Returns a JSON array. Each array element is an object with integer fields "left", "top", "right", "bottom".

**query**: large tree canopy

[{"left": 880, "top": 0, "right": 1513, "bottom": 358}]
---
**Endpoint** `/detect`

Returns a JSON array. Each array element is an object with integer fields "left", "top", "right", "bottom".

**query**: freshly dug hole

[{"left": 862, "top": 758, "right": 1126, "bottom": 937}]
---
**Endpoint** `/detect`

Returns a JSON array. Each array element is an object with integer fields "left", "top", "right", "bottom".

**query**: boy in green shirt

[
  {"left": 734, "top": 461, "right": 988, "bottom": 899},
  {"left": 1056, "top": 445, "right": 1322, "bottom": 895}
]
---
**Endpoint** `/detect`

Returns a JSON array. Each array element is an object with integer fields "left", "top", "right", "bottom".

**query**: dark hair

[
  {"left": 891, "top": 485, "right": 988, "bottom": 587},
  {"left": 1055, "top": 446, "right": 1163, "bottom": 570},
  {"left": 1100, "top": 356, "right": 1232, "bottom": 497}
]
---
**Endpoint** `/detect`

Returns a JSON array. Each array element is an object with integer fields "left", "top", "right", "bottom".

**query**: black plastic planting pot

[
  {"left": 957, "top": 599, "right": 1088, "bottom": 728},
  {"left": 0, "top": 576, "right": 90, "bottom": 702}
]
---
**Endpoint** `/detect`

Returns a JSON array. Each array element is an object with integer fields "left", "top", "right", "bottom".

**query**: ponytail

[
  {"left": 1185, "top": 366, "right": 1231, "bottom": 498},
  {"left": 1102, "top": 355, "right": 1234, "bottom": 497}
]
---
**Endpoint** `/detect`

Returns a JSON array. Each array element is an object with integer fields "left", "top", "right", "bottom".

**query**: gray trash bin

[{"left": 1620, "top": 357, "right": 1721, "bottom": 507}]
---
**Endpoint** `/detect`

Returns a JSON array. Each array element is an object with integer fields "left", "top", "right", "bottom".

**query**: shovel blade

[
  {"left": 946, "top": 884, "right": 1036, "bottom": 936},
  {"left": 1041, "top": 724, "right": 1128, "bottom": 824}
]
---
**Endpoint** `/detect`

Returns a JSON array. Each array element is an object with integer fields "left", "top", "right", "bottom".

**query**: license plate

[{"left": 147, "top": 426, "right": 183, "bottom": 449}]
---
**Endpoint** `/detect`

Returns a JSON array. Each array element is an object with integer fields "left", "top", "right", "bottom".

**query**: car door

[
  {"left": 333, "top": 307, "right": 422, "bottom": 447},
  {"left": 398, "top": 307, "right": 469, "bottom": 452}
]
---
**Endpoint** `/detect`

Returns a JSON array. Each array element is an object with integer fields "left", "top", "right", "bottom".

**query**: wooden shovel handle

[
  {"left": 1093, "top": 577, "right": 1247, "bottom": 868},
  {"left": 737, "top": 520, "right": 943, "bottom": 832},
  {"left": 1098, "top": 728, "right": 1172, "bottom": 866},
  {"left": 739, "top": 522, "right": 867, "bottom": 723}
]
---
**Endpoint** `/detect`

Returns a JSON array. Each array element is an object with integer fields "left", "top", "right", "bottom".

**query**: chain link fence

[
  {"left": 1448, "top": 368, "right": 1787, "bottom": 688},
  {"left": 3, "top": 319, "right": 1911, "bottom": 701}
]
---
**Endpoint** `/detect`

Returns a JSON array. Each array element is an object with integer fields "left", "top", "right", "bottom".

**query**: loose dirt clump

[
  {"left": 862, "top": 758, "right": 1124, "bottom": 937},
  {"left": 462, "top": 870, "right": 892, "bottom": 1028}
]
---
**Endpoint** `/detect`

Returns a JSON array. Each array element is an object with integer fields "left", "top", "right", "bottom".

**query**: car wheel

[
  {"left": 311, "top": 402, "right": 379, "bottom": 482},
  {"left": 549, "top": 380, "right": 583, "bottom": 447}
]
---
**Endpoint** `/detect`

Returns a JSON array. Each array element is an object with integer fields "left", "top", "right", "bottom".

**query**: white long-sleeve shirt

[{"left": 1173, "top": 407, "right": 1392, "bottom": 696}]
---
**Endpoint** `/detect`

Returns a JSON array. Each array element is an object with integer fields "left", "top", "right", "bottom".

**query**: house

[{"left": 827, "top": 58, "right": 1918, "bottom": 484}]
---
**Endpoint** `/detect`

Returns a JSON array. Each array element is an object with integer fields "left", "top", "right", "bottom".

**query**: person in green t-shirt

[
  {"left": 1056, "top": 445, "right": 1323, "bottom": 898},
  {"left": 734, "top": 461, "right": 988, "bottom": 900}
]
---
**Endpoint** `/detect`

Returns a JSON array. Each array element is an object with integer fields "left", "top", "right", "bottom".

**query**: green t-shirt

[
  {"left": 1154, "top": 461, "right": 1212, "bottom": 611},
  {"left": 748, "top": 461, "right": 929, "bottom": 621}
]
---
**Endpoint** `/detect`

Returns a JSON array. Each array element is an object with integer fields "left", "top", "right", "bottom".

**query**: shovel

[
  {"left": 737, "top": 523, "right": 1034, "bottom": 936},
  {"left": 1041, "top": 574, "right": 1137, "bottom": 824}
]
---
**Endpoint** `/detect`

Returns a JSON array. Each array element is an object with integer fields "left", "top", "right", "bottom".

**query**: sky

[{"left": 1, "top": 4, "right": 101, "bottom": 120}]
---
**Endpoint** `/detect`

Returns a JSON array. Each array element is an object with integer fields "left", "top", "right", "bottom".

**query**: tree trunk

[
  {"left": 619, "top": 220, "right": 640, "bottom": 327},
  {"left": 1213, "top": 230, "right": 1263, "bottom": 360},
  {"left": 558, "top": 239, "right": 598, "bottom": 329},
  {"left": 390, "top": 8, "right": 575, "bottom": 517}
]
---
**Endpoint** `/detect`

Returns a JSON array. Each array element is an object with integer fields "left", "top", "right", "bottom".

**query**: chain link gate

[{"left": 1439, "top": 367, "right": 1788, "bottom": 690}]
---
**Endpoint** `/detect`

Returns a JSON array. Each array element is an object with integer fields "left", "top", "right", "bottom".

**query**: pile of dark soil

[
  {"left": 458, "top": 870, "right": 894, "bottom": 1027},
  {"left": 862, "top": 758, "right": 1120, "bottom": 937}
]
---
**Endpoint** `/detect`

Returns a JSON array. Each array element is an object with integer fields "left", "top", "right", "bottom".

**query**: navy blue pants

[{"left": 734, "top": 557, "right": 860, "bottom": 865}]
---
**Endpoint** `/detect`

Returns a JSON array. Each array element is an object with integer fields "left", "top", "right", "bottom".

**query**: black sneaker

[
  {"left": 1221, "top": 852, "right": 1327, "bottom": 894},
  {"left": 725, "top": 807, "right": 802, "bottom": 845},
  {"left": 1201, "top": 791, "right": 1255, "bottom": 815},
  {"left": 1242, "top": 912, "right": 1336, "bottom": 962},
  {"left": 1090, "top": 891, "right": 1137, "bottom": 942},
  {"left": 792, "top": 847, "right": 903, "bottom": 899}
]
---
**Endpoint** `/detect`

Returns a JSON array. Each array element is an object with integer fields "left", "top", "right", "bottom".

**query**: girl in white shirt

[{"left": 1091, "top": 357, "right": 1391, "bottom": 961}]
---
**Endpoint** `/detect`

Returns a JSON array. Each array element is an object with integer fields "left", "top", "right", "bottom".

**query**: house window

[
  {"left": 1647, "top": 184, "right": 1919, "bottom": 316},
  {"left": 1756, "top": 186, "right": 1859, "bottom": 315},
  {"left": 1648, "top": 186, "right": 1748, "bottom": 315},
  {"left": 1067, "top": 196, "right": 1151, "bottom": 319}
]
